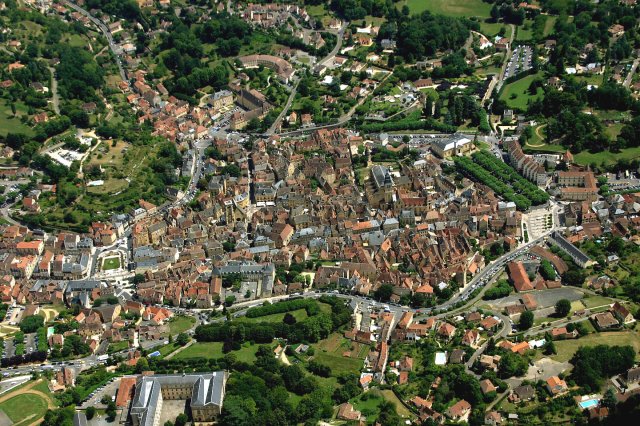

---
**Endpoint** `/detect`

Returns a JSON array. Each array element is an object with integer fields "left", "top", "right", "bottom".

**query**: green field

[
  {"left": 400, "top": 0, "right": 491, "bottom": 18},
  {"left": 173, "top": 341, "right": 260, "bottom": 363},
  {"left": 500, "top": 73, "right": 544, "bottom": 110},
  {"left": 574, "top": 146, "right": 640, "bottom": 167},
  {"left": 108, "top": 341, "right": 129, "bottom": 353},
  {"left": 168, "top": 316, "right": 196, "bottom": 335},
  {"left": 552, "top": 331, "right": 640, "bottom": 362},
  {"left": 582, "top": 295, "right": 614, "bottom": 309},
  {"left": 238, "top": 308, "right": 309, "bottom": 324},
  {"left": 516, "top": 20, "right": 535, "bottom": 41},
  {"left": 0, "top": 394, "right": 49, "bottom": 426},
  {"left": 0, "top": 100, "right": 35, "bottom": 137},
  {"left": 101, "top": 256, "right": 121, "bottom": 271}
]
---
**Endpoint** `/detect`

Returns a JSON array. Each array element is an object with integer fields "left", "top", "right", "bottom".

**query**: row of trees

[
  {"left": 455, "top": 151, "right": 549, "bottom": 210},
  {"left": 245, "top": 299, "right": 319, "bottom": 318}
]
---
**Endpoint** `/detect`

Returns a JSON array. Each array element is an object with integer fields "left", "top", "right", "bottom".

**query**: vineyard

[{"left": 455, "top": 151, "right": 549, "bottom": 210}]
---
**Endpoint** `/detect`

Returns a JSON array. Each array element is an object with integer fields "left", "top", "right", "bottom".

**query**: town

[{"left": 0, "top": 0, "right": 640, "bottom": 425}]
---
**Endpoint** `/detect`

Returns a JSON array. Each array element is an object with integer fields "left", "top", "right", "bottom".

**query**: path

[
  {"left": 165, "top": 339, "right": 194, "bottom": 360},
  {"left": 46, "top": 66, "right": 60, "bottom": 115},
  {"left": 279, "top": 350, "right": 292, "bottom": 366}
]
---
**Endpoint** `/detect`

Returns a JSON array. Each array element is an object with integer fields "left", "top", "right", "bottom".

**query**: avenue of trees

[{"left": 455, "top": 151, "right": 549, "bottom": 210}]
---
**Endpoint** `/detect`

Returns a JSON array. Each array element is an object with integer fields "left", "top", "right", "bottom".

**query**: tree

[
  {"left": 135, "top": 356, "right": 149, "bottom": 373},
  {"left": 519, "top": 311, "right": 534, "bottom": 330},
  {"left": 539, "top": 260, "right": 556, "bottom": 280},
  {"left": 20, "top": 315, "right": 44, "bottom": 333},
  {"left": 174, "top": 414, "right": 188, "bottom": 426},
  {"left": 562, "top": 269, "right": 586, "bottom": 287},
  {"left": 85, "top": 407, "right": 96, "bottom": 420},
  {"left": 176, "top": 332, "right": 190, "bottom": 346},
  {"left": 555, "top": 299, "right": 571, "bottom": 317},
  {"left": 283, "top": 312, "right": 297, "bottom": 325},
  {"left": 374, "top": 284, "right": 394, "bottom": 302},
  {"left": 603, "top": 387, "right": 618, "bottom": 409}
]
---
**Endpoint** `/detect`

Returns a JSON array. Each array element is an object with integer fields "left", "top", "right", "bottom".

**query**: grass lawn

[
  {"left": 158, "top": 342, "right": 178, "bottom": 357},
  {"left": 523, "top": 141, "right": 567, "bottom": 154},
  {"left": 380, "top": 389, "right": 414, "bottom": 418},
  {"left": 174, "top": 341, "right": 261, "bottom": 363},
  {"left": 516, "top": 20, "right": 535, "bottom": 41},
  {"left": 574, "top": 146, "right": 640, "bottom": 167},
  {"left": 500, "top": 73, "right": 544, "bottom": 110},
  {"left": 0, "top": 100, "right": 35, "bottom": 137},
  {"left": 101, "top": 256, "right": 120, "bottom": 271},
  {"left": 544, "top": 16, "right": 557, "bottom": 36},
  {"left": 0, "top": 394, "right": 49, "bottom": 426},
  {"left": 552, "top": 331, "right": 640, "bottom": 362},
  {"left": 238, "top": 308, "right": 308, "bottom": 324},
  {"left": 479, "top": 22, "right": 511, "bottom": 38},
  {"left": 168, "top": 316, "right": 196, "bottom": 335},
  {"left": 399, "top": 0, "right": 491, "bottom": 18},
  {"left": 107, "top": 341, "right": 129, "bottom": 353},
  {"left": 582, "top": 295, "right": 614, "bottom": 309},
  {"left": 313, "top": 349, "right": 365, "bottom": 377}
]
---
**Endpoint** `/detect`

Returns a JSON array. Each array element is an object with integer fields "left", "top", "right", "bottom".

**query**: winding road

[{"left": 62, "top": 0, "right": 128, "bottom": 86}]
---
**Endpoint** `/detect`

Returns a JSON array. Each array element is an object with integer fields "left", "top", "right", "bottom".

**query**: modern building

[{"left": 129, "top": 372, "right": 228, "bottom": 426}]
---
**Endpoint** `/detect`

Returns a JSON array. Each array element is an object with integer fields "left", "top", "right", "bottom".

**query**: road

[
  {"left": 266, "top": 22, "right": 347, "bottom": 136},
  {"left": 494, "top": 24, "right": 516, "bottom": 93},
  {"left": 314, "top": 22, "right": 348, "bottom": 71},
  {"left": 62, "top": 0, "right": 128, "bottom": 85},
  {"left": 265, "top": 78, "right": 300, "bottom": 135},
  {"left": 624, "top": 56, "right": 640, "bottom": 88}
]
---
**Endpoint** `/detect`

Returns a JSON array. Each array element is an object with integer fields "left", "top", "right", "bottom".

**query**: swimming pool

[{"left": 579, "top": 399, "right": 599, "bottom": 409}]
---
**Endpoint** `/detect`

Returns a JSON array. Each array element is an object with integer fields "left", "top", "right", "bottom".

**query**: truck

[{"left": 97, "top": 355, "right": 109, "bottom": 362}]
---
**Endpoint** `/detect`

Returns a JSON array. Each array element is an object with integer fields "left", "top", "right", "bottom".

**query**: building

[
  {"left": 557, "top": 171, "right": 598, "bottom": 202},
  {"left": 507, "top": 261, "right": 533, "bottom": 292},
  {"left": 505, "top": 140, "right": 548, "bottom": 186},
  {"left": 209, "top": 90, "right": 234, "bottom": 110},
  {"left": 550, "top": 231, "right": 593, "bottom": 268},
  {"left": 446, "top": 399, "right": 471, "bottom": 422},
  {"left": 129, "top": 372, "right": 228, "bottom": 426},
  {"left": 238, "top": 54, "right": 295, "bottom": 83},
  {"left": 546, "top": 376, "right": 568, "bottom": 396},
  {"left": 431, "top": 135, "right": 474, "bottom": 159}
]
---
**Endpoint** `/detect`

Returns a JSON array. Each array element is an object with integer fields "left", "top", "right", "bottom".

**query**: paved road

[
  {"left": 494, "top": 24, "right": 516, "bottom": 93},
  {"left": 266, "top": 22, "right": 347, "bottom": 136},
  {"left": 624, "top": 56, "right": 640, "bottom": 88},
  {"left": 265, "top": 78, "right": 300, "bottom": 135}
]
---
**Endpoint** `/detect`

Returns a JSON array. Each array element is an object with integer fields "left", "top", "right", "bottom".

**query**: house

[
  {"left": 336, "top": 402, "right": 362, "bottom": 421},
  {"left": 510, "top": 385, "right": 535, "bottom": 403},
  {"left": 551, "top": 327, "right": 578, "bottom": 340},
  {"left": 611, "top": 302, "right": 635, "bottom": 324},
  {"left": 485, "top": 411, "right": 502, "bottom": 426},
  {"left": 588, "top": 407, "right": 609, "bottom": 421},
  {"left": 480, "top": 379, "right": 497, "bottom": 395},
  {"left": 446, "top": 399, "right": 471, "bottom": 423},
  {"left": 462, "top": 329, "right": 480, "bottom": 347},
  {"left": 511, "top": 341, "right": 530, "bottom": 355},
  {"left": 625, "top": 367, "right": 640, "bottom": 385},
  {"left": 437, "top": 322, "right": 456, "bottom": 340},
  {"left": 546, "top": 376, "right": 568, "bottom": 396},
  {"left": 479, "top": 354, "right": 501, "bottom": 372},
  {"left": 592, "top": 311, "right": 619, "bottom": 330}
]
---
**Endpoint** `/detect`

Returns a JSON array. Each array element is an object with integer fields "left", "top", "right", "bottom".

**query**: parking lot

[{"left": 504, "top": 45, "right": 533, "bottom": 80}]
